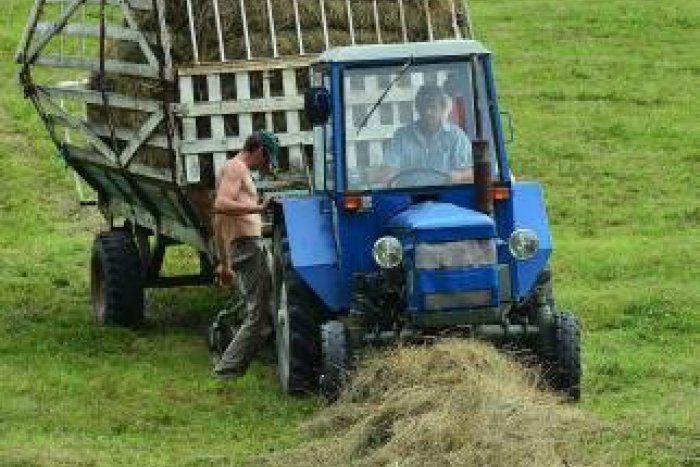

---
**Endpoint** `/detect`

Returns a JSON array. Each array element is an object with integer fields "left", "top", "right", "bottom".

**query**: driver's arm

[{"left": 448, "top": 130, "right": 474, "bottom": 183}]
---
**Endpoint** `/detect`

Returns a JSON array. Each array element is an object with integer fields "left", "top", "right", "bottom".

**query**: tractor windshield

[{"left": 344, "top": 59, "right": 496, "bottom": 191}]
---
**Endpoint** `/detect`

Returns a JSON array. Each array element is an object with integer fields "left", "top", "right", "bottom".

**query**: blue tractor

[{"left": 271, "top": 39, "right": 581, "bottom": 400}]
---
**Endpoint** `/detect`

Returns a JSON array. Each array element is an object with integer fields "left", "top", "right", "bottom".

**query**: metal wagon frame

[{"left": 15, "top": 0, "right": 473, "bottom": 289}]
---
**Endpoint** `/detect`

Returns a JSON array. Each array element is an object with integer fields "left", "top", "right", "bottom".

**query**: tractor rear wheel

[
  {"left": 90, "top": 230, "right": 144, "bottom": 327},
  {"left": 272, "top": 225, "right": 321, "bottom": 394},
  {"left": 319, "top": 320, "right": 349, "bottom": 401}
]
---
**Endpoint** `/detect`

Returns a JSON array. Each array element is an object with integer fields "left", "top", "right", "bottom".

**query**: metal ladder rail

[{"left": 178, "top": 0, "right": 473, "bottom": 64}]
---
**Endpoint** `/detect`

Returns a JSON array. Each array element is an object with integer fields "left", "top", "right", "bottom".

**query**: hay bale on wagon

[
  {"left": 170, "top": 0, "right": 459, "bottom": 61},
  {"left": 88, "top": 0, "right": 462, "bottom": 171}
]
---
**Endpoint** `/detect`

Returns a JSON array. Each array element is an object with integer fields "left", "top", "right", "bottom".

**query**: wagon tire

[
  {"left": 319, "top": 320, "right": 349, "bottom": 402},
  {"left": 90, "top": 230, "right": 144, "bottom": 327}
]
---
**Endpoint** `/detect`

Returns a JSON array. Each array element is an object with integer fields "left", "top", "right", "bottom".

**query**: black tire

[
  {"left": 90, "top": 230, "right": 144, "bottom": 327},
  {"left": 272, "top": 224, "right": 322, "bottom": 394},
  {"left": 541, "top": 312, "right": 581, "bottom": 401},
  {"left": 319, "top": 320, "right": 349, "bottom": 401}
]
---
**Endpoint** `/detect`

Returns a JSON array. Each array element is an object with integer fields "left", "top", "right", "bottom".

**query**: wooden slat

[
  {"left": 178, "top": 77, "right": 197, "bottom": 142},
  {"left": 185, "top": 0, "right": 199, "bottom": 64},
  {"left": 319, "top": 0, "right": 329, "bottom": 49},
  {"left": 424, "top": 0, "right": 434, "bottom": 41},
  {"left": 45, "top": 0, "right": 153, "bottom": 10},
  {"left": 346, "top": 0, "right": 355, "bottom": 45},
  {"left": 41, "top": 85, "right": 161, "bottom": 112},
  {"left": 35, "top": 22, "right": 153, "bottom": 43},
  {"left": 177, "top": 57, "right": 314, "bottom": 76},
  {"left": 129, "top": 162, "right": 173, "bottom": 182},
  {"left": 180, "top": 132, "right": 312, "bottom": 156},
  {"left": 25, "top": 0, "right": 85, "bottom": 64},
  {"left": 50, "top": 114, "right": 170, "bottom": 150},
  {"left": 397, "top": 0, "right": 407, "bottom": 42},
  {"left": 364, "top": 76, "right": 383, "bottom": 166},
  {"left": 178, "top": 75, "right": 200, "bottom": 183},
  {"left": 119, "top": 1, "right": 160, "bottom": 68},
  {"left": 293, "top": 0, "right": 304, "bottom": 54},
  {"left": 262, "top": 71, "right": 274, "bottom": 131},
  {"left": 176, "top": 95, "right": 304, "bottom": 118},
  {"left": 207, "top": 74, "right": 228, "bottom": 179},
  {"left": 15, "top": 0, "right": 45, "bottom": 63},
  {"left": 239, "top": 0, "right": 251, "bottom": 59},
  {"left": 235, "top": 72, "right": 253, "bottom": 136},
  {"left": 39, "top": 93, "right": 119, "bottom": 164},
  {"left": 64, "top": 143, "right": 119, "bottom": 168},
  {"left": 282, "top": 69, "right": 303, "bottom": 169},
  {"left": 345, "top": 125, "right": 401, "bottom": 142},
  {"left": 66, "top": 143, "right": 173, "bottom": 183},
  {"left": 345, "top": 87, "right": 416, "bottom": 106},
  {"left": 120, "top": 110, "right": 165, "bottom": 165},
  {"left": 35, "top": 54, "right": 160, "bottom": 78},
  {"left": 88, "top": 123, "right": 169, "bottom": 149},
  {"left": 154, "top": 0, "right": 174, "bottom": 75}
]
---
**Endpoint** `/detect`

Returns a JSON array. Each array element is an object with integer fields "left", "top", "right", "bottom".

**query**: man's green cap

[{"left": 255, "top": 130, "right": 279, "bottom": 168}]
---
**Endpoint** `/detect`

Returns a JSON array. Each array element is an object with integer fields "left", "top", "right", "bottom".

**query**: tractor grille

[
  {"left": 424, "top": 290, "right": 493, "bottom": 310},
  {"left": 415, "top": 240, "right": 496, "bottom": 270}
]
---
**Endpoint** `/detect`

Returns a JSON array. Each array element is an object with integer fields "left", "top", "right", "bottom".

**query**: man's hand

[
  {"left": 215, "top": 264, "right": 235, "bottom": 288},
  {"left": 260, "top": 195, "right": 281, "bottom": 212}
]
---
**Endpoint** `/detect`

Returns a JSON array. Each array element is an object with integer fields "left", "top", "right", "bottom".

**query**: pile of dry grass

[{"left": 261, "top": 340, "right": 609, "bottom": 467}]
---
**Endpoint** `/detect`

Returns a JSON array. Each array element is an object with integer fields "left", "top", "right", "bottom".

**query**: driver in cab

[{"left": 384, "top": 84, "right": 473, "bottom": 186}]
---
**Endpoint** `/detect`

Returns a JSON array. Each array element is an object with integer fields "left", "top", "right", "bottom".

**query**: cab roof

[{"left": 317, "top": 39, "right": 491, "bottom": 64}]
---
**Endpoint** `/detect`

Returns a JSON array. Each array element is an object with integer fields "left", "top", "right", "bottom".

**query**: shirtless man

[{"left": 211, "top": 130, "right": 279, "bottom": 380}]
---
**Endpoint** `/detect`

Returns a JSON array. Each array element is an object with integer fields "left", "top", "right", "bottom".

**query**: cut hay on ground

[{"left": 261, "top": 340, "right": 610, "bottom": 467}]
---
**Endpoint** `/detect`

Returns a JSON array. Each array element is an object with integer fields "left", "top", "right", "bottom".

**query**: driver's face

[{"left": 417, "top": 99, "right": 446, "bottom": 133}]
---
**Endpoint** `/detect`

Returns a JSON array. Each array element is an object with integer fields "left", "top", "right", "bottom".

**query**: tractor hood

[{"left": 387, "top": 202, "right": 496, "bottom": 242}]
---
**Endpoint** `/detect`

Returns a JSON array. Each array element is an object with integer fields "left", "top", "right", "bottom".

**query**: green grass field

[{"left": 1, "top": 0, "right": 698, "bottom": 465}]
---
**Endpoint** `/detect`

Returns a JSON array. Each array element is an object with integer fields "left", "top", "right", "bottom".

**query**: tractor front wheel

[
  {"left": 90, "top": 230, "right": 144, "bottom": 327},
  {"left": 272, "top": 226, "right": 321, "bottom": 394},
  {"left": 540, "top": 312, "right": 581, "bottom": 400},
  {"left": 319, "top": 320, "right": 349, "bottom": 401}
]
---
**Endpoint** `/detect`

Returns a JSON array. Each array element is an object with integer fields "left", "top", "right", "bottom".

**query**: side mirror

[
  {"left": 500, "top": 111, "right": 515, "bottom": 143},
  {"left": 304, "top": 87, "right": 331, "bottom": 126}
]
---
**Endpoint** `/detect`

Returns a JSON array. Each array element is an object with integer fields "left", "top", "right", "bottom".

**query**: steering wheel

[{"left": 386, "top": 167, "right": 451, "bottom": 188}]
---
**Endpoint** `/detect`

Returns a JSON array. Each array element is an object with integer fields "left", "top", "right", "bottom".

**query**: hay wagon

[{"left": 14, "top": 0, "right": 473, "bottom": 323}]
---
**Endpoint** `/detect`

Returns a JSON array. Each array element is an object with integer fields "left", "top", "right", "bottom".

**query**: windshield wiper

[{"left": 356, "top": 56, "right": 414, "bottom": 136}]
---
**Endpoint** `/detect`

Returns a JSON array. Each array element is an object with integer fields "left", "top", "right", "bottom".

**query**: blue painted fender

[
  {"left": 280, "top": 197, "right": 343, "bottom": 311},
  {"left": 510, "top": 182, "right": 552, "bottom": 299}
]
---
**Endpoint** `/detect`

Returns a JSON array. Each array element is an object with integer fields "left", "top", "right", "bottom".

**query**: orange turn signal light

[
  {"left": 343, "top": 195, "right": 363, "bottom": 212},
  {"left": 491, "top": 186, "right": 511, "bottom": 201}
]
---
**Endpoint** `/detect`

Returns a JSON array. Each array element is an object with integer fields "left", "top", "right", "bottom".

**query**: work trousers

[{"left": 215, "top": 236, "right": 273, "bottom": 374}]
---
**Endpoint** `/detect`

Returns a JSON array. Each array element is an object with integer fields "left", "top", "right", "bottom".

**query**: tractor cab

[
  {"left": 272, "top": 40, "right": 580, "bottom": 401},
  {"left": 307, "top": 40, "right": 509, "bottom": 192}
]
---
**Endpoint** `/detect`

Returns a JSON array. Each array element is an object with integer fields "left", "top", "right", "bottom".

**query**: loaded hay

[
  {"left": 259, "top": 340, "right": 611, "bottom": 467},
  {"left": 89, "top": 0, "right": 463, "bottom": 170}
]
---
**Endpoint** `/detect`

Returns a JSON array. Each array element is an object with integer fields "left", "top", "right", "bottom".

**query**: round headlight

[
  {"left": 508, "top": 229, "right": 540, "bottom": 260},
  {"left": 372, "top": 236, "right": 403, "bottom": 269}
]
